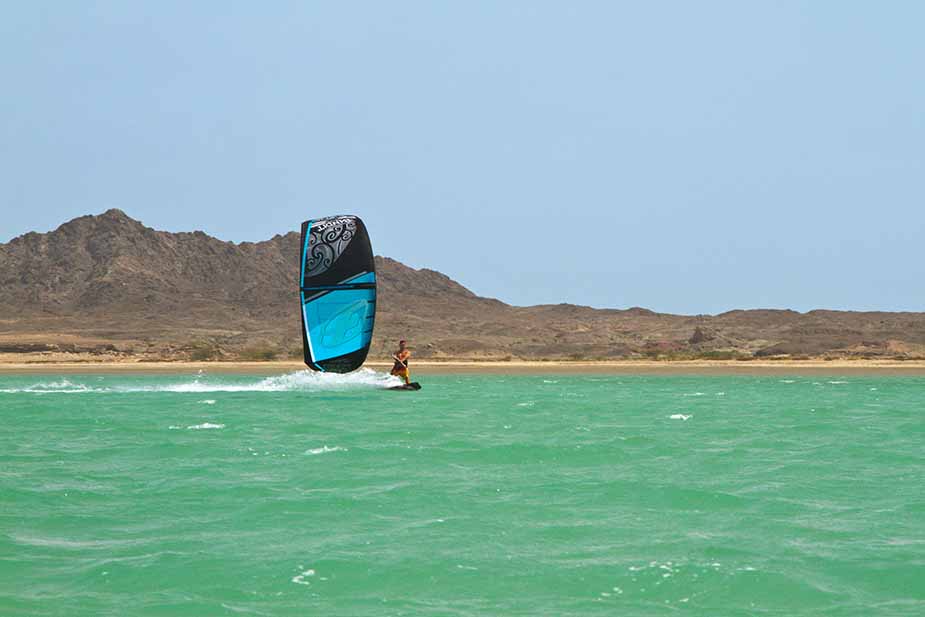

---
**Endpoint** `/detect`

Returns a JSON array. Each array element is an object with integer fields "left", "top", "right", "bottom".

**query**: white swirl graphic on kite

[{"left": 307, "top": 218, "right": 356, "bottom": 277}]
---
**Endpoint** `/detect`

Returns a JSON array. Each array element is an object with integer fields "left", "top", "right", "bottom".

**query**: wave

[
  {"left": 168, "top": 423, "right": 225, "bottom": 430},
  {"left": 305, "top": 445, "right": 347, "bottom": 455},
  {"left": 291, "top": 567, "right": 316, "bottom": 586},
  {"left": 0, "top": 369, "right": 402, "bottom": 395},
  {"left": 0, "top": 378, "right": 95, "bottom": 394}
]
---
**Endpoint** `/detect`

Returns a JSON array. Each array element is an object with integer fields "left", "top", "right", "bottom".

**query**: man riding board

[{"left": 391, "top": 339, "right": 411, "bottom": 385}]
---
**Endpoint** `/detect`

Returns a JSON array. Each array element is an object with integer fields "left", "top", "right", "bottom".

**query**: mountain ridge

[{"left": 1, "top": 210, "right": 924, "bottom": 362}]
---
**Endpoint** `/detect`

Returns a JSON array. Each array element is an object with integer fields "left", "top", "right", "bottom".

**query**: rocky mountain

[{"left": 1, "top": 210, "right": 924, "bottom": 362}]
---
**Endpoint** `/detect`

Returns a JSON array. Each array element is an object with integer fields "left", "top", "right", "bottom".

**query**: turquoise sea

[{"left": 1, "top": 371, "right": 923, "bottom": 616}]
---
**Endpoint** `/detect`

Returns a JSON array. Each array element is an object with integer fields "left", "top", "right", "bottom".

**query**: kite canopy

[{"left": 299, "top": 215, "right": 376, "bottom": 372}]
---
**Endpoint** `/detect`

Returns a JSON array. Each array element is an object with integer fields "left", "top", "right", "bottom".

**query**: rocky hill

[{"left": 1, "top": 210, "right": 924, "bottom": 362}]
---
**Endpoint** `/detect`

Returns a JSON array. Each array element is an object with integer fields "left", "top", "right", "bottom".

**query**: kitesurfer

[{"left": 390, "top": 339, "right": 411, "bottom": 385}]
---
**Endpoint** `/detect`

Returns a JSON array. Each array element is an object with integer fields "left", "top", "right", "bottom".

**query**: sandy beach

[{"left": 1, "top": 359, "right": 924, "bottom": 375}]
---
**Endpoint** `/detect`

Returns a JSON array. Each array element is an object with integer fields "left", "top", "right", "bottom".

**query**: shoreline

[{"left": 1, "top": 359, "right": 925, "bottom": 376}]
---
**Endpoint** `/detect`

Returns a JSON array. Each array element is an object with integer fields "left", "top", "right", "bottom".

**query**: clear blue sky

[{"left": 2, "top": 2, "right": 923, "bottom": 313}]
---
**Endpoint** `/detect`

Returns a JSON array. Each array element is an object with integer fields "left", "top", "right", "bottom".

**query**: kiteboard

[
  {"left": 299, "top": 215, "right": 376, "bottom": 373},
  {"left": 388, "top": 382, "right": 422, "bottom": 391}
]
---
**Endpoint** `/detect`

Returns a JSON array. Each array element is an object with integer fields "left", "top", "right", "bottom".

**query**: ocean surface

[{"left": 1, "top": 370, "right": 922, "bottom": 616}]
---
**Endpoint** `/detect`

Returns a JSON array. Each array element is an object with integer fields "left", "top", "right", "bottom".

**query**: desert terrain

[{"left": 2, "top": 210, "right": 924, "bottom": 368}]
